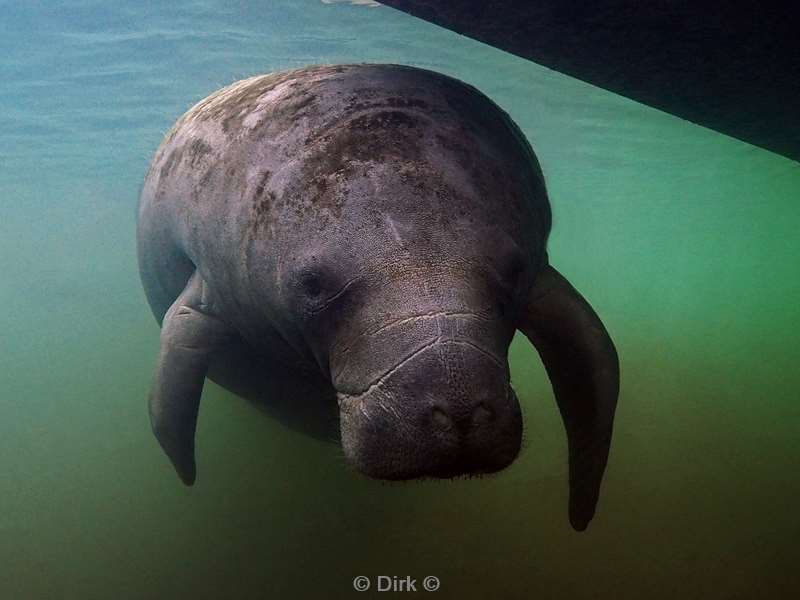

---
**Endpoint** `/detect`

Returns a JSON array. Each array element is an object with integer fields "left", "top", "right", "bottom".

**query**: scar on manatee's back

[
  {"left": 187, "top": 138, "right": 213, "bottom": 165},
  {"left": 159, "top": 147, "right": 182, "bottom": 181},
  {"left": 254, "top": 169, "right": 272, "bottom": 199},
  {"left": 247, "top": 169, "right": 276, "bottom": 235},
  {"left": 253, "top": 190, "right": 276, "bottom": 231},
  {"left": 158, "top": 137, "right": 213, "bottom": 184}
]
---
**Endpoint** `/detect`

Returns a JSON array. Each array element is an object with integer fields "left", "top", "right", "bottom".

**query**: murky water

[{"left": 2, "top": 1, "right": 799, "bottom": 598}]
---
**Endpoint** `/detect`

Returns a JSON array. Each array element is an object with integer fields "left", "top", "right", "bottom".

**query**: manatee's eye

[
  {"left": 293, "top": 260, "right": 358, "bottom": 318},
  {"left": 299, "top": 271, "right": 323, "bottom": 298}
]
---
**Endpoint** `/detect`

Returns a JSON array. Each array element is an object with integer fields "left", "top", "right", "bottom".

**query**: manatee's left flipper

[
  {"left": 518, "top": 264, "right": 620, "bottom": 531},
  {"left": 149, "top": 271, "right": 235, "bottom": 485}
]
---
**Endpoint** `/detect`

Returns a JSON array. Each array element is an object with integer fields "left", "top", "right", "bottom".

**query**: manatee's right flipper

[{"left": 149, "top": 271, "right": 234, "bottom": 485}]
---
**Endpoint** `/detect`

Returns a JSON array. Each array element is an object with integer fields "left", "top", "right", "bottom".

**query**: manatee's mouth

[{"left": 335, "top": 378, "right": 523, "bottom": 482}]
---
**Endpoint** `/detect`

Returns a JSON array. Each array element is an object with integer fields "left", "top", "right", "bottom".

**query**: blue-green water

[{"left": 2, "top": 1, "right": 799, "bottom": 598}]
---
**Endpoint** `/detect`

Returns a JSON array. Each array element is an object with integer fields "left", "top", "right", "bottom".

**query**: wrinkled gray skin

[{"left": 138, "top": 64, "right": 619, "bottom": 531}]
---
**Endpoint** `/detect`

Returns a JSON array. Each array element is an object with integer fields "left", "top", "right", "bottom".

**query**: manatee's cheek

[{"left": 336, "top": 348, "right": 523, "bottom": 480}]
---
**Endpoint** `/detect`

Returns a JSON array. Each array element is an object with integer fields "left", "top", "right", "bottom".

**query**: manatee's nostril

[
  {"left": 472, "top": 401, "right": 494, "bottom": 424},
  {"left": 431, "top": 406, "right": 452, "bottom": 429}
]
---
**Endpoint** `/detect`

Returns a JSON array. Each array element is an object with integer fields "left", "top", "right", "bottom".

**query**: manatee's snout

[{"left": 337, "top": 340, "right": 522, "bottom": 480}]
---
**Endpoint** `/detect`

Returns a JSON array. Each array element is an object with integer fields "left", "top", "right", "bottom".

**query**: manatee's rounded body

[
  {"left": 138, "top": 64, "right": 550, "bottom": 437},
  {"left": 138, "top": 64, "right": 618, "bottom": 531}
]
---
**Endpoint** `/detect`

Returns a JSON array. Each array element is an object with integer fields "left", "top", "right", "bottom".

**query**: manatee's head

[
  {"left": 254, "top": 65, "right": 551, "bottom": 480},
  {"left": 287, "top": 226, "right": 540, "bottom": 481}
]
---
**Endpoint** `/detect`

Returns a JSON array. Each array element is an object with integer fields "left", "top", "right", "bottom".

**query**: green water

[{"left": 2, "top": 1, "right": 799, "bottom": 598}]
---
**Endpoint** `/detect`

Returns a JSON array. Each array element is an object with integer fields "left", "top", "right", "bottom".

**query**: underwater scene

[{"left": 2, "top": 1, "right": 799, "bottom": 598}]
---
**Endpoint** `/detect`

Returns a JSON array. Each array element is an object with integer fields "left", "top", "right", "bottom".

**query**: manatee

[{"left": 137, "top": 64, "right": 619, "bottom": 531}]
